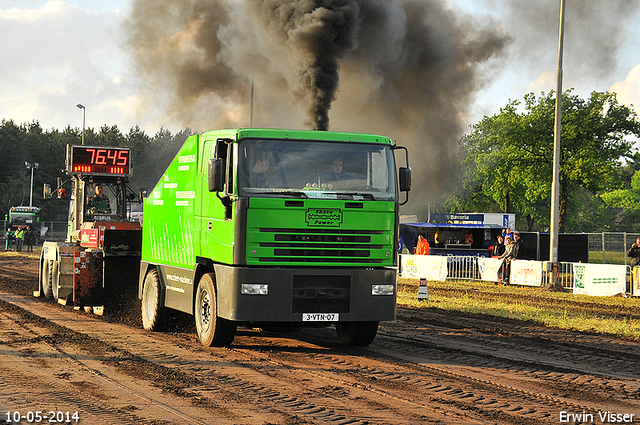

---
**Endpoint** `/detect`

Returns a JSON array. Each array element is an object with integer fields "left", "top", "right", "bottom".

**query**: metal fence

[
  {"left": 588, "top": 232, "right": 640, "bottom": 266},
  {"left": 2, "top": 220, "right": 68, "bottom": 245},
  {"left": 426, "top": 255, "right": 634, "bottom": 294},
  {"left": 443, "top": 256, "right": 576, "bottom": 290},
  {"left": 1, "top": 223, "right": 639, "bottom": 261}
]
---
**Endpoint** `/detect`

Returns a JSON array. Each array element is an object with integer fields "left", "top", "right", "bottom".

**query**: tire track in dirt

[{"left": 2, "top": 256, "right": 640, "bottom": 424}]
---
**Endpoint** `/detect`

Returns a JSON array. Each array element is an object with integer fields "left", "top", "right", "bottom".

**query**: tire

[
  {"left": 335, "top": 321, "right": 379, "bottom": 346},
  {"left": 41, "top": 259, "right": 53, "bottom": 299},
  {"left": 51, "top": 260, "right": 60, "bottom": 300},
  {"left": 195, "top": 273, "right": 236, "bottom": 347},
  {"left": 141, "top": 269, "right": 165, "bottom": 331}
]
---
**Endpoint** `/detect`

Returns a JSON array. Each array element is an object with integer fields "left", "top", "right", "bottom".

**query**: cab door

[{"left": 198, "top": 138, "right": 235, "bottom": 264}]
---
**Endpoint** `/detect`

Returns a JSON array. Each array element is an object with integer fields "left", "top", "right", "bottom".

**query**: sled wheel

[
  {"left": 51, "top": 260, "right": 60, "bottom": 300},
  {"left": 41, "top": 259, "right": 53, "bottom": 299}
]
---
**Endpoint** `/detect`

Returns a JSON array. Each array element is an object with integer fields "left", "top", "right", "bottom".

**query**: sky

[{"left": 1, "top": 0, "right": 639, "bottom": 140}]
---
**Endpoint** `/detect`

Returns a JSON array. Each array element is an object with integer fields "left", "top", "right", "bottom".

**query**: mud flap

[
  {"left": 103, "top": 256, "right": 141, "bottom": 313},
  {"left": 102, "top": 228, "right": 142, "bottom": 313}
]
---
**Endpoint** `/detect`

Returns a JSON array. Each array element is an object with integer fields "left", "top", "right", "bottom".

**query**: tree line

[
  {"left": 444, "top": 90, "right": 640, "bottom": 233},
  {"left": 0, "top": 119, "right": 191, "bottom": 221},
  {"left": 3, "top": 89, "right": 640, "bottom": 232}
]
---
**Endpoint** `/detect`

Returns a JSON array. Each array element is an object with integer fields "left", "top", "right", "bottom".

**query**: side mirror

[
  {"left": 139, "top": 188, "right": 148, "bottom": 202},
  {"left": 399, "top": 167, "right": 412, "bottom": 192},
  {"left": 208, "top": 158, "right": 224, "bottom": 192}
]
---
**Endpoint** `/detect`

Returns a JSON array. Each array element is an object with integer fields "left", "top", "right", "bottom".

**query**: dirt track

[{"left": 1, "top": 256, "right": 639, "bottom": 424}]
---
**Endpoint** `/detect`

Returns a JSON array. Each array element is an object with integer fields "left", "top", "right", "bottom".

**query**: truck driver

[{"left": 87, "top": 184, "right": 111, "bottom": 214}]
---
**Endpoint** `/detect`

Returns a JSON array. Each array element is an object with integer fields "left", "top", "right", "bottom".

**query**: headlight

[
  {"left": 372, "top": 284, "right": 394, "bottom": 295},
  {"left": 241, "top": 283, "right": 269, "bottom": 295}
]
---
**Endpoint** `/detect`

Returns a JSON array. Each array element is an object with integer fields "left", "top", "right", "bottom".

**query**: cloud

[
  {"left": 526, "top": 70, "right": 556, "bottom": 94},
  {"left": 0, "top": 1, "right": 139, "bottom": 130},
  {"left": 609, "top": 65, "right": 640, "bottom": 111}
]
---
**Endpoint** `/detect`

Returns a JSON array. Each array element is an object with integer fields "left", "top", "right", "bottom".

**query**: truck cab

[{"left": 139, "top": 129, "right": 411, "bottom": 347}]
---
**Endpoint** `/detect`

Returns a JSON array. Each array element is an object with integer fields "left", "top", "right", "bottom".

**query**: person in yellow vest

[
  {"left": 15, "top": 227, "right": 24, "bottom": 252},
  {"left": 434, "top": 228, "right": 443, "bottom": 248}
]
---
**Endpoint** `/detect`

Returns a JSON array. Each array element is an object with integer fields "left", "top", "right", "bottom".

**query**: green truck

[{"left": 139, "top": 128, "right": 411, "bottom": 347}]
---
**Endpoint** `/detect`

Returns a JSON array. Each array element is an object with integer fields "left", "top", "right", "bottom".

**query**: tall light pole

[
  {"left": 250, "top": 76, "right": 254, "bottom": 128},
  {"left": 76, "top": 104, "right": 85, "bottom": 145},
  {"left": 25, "top": 161, "right": 39, "bottom": 206},
  {"left": 549, "top": 0, "right": 566, "bottom": 288}
]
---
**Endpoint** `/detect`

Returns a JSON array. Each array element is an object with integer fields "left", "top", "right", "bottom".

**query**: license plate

[{"left": 302, "top": 313, "right": 339, "bottom": 322}]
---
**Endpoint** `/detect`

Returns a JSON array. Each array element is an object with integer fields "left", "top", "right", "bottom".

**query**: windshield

[
  {"left": 238, "top": 138, "right": 397, "bottom": 201},
  {"left": 9, "top": 212, "right": 36, "bottom": 225},
  {"left": 83, "top": 181, "right": 125, "bottom": 221}
]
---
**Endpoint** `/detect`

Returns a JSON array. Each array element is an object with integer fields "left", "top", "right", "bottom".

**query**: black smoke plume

[
  {"left": 124, "top": 0, "right": 514, "bottom": 211},
  {"left": 257, "top": 1, "right": 360, "bottom": 130}
]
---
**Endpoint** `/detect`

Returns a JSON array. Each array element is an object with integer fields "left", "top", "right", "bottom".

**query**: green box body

[{"left": 140, "top": 128, "right": 400, "bottom": 323}]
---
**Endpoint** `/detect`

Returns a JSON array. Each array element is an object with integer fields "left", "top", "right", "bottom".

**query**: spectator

[
  {"left": 25, "top": 226, "right": 36, "bottom": 252},
  {"left": 512, "top": 231, "right": 526, "bottom": 259},
  {"left": 415, "top": 234, "right": 430, "bottom": 255},
  {"left": 5, "top": 227, "right": 15, "bottom": 251},
  {"left": 627, "top": 237, "right": 640, "bottom": 268},
  {"left": 499, "top": 236, "right": 515, "bottom": 283},
  {"left": 464, "top": 230, "right": 474, "bottom": 245},
  {"left": 15, "top": 227, "right": 24, "bottom": 252},
  {"left": 434, "top": 228, "right": 443, "bottom": 248},
  {"left": 491, "top": 235, "right": 505, "bottom": 257}
]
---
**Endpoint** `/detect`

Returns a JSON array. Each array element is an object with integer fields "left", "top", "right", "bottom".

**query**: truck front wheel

[
  {"left": 195, "top": 273, "right": 236, "bottom": 347},
  {"left": 141, "top": 269, "right": 165, "bottom": 331},
  {"left": 335, "top": 321, "right": 379, "bottom": 346}
]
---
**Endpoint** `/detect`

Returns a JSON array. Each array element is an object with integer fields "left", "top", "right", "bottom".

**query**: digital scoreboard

[{"left": 68, "top": 145, "right": 131, "bottom": 176}]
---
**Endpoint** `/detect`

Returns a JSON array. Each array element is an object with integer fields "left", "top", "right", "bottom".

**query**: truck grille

[
  {"left": 258, "top": 228, "right": 384, "bottom": 264},
  {"left": 292, "top": 275, "right": 350, "bottom": 313}
]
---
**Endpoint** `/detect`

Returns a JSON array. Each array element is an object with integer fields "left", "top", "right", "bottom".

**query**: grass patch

[
  {"left": 0, "top": 247, "right": 41, "bottom": 260},
  {"left": 398, "top": 278, "right": 640, "bottom": 341},
  {"left": 588, "top": 250, "right": 627, "bottom": 265}
]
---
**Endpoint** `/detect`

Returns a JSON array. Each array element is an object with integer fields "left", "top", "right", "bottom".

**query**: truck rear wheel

[
  {"left": 141, "top": 269, "right": 165, "bottom": 331},
  {"left": 335, "top": 321, "right": 379, "bottom": 346},
  {"left": 195, "top": 273, "right": 236, "bottom": 347},
  {"left": 41, "top": 259, "right": 53, "bottom": 299}
]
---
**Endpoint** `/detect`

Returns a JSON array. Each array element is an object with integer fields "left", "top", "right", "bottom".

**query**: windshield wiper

[
  {"left": 247, "top": 190, "right": 309, "bottom": 199},
  {"left": 337, "top": 192, "right": 377, "bottom": 201}
]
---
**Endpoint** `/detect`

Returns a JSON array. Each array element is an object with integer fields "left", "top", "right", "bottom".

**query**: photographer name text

[{"left": 560, "top": 410, "right": 635, "bottom": 423}]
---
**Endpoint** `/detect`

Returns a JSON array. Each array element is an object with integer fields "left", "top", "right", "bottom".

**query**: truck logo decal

[
  {"left": 176, "top": 191, "right": 196, "bottom": 199},
  {"left": 305, "top": 208, "right": 342, "bottom": 227},
  {"left": 178, "top": 154, "right": 196, "bottom": 163}
]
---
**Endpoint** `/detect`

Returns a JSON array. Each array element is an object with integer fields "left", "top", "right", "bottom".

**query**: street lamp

[
  {"left": 25, "top": 161, "right": 39, "bottom": 206},
  {"left": 549, "top": 0, "right": 566, "bottom": 289},
  {"left": 76, "top": 104, "right": 85, "bottom": 145}
]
